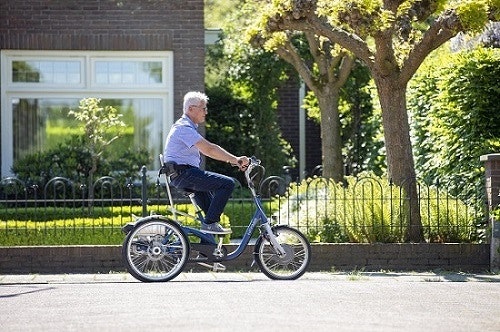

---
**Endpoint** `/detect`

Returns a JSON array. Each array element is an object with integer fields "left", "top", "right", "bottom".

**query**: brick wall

[
  {"left": 0, "top": 0, "right": 205, "bottom": 115},
  {"left": 0, "top": 244, "right": 490, "bottom": 274},
  {"left": 481, "top": 154, "right": 500, "bottom": 210},
  {"left": 481, "top": 153, "right": 500, "bottom": 271}
]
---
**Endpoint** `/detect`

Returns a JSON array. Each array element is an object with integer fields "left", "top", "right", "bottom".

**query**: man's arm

[{"left": 195, "top": 137, "right": 248, "bottom": 169}]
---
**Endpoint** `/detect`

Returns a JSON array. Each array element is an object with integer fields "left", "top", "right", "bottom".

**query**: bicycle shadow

[{"left": 0, "top": 285, "right": 56, "bottom": 298}]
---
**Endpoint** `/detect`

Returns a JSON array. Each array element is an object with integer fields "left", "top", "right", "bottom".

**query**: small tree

[
  {"left": 68, "top": 98, "right": 125, "bottom": 197},
  {"left": 245, "top": 0, "right": 356, "bottom": 181},
  {"left": 303, "top": 61, "right": 385, "bottom": 176}
]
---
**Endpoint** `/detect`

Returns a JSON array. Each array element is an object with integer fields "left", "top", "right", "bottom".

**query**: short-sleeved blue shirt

[{"left": 163, "top": 115, "right": 203, "bottom": 167}]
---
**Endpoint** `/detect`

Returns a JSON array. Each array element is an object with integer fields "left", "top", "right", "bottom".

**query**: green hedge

[{"left": 0, "top": 202, "right": 260, "bottom": 246}]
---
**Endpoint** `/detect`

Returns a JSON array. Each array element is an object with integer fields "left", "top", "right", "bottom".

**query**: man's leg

[
  {"left": 192, "top": 191, "right": 212, "bottom": 215},
  {"left": 171, "top": 168, "right": 235, "bottom": 223}
]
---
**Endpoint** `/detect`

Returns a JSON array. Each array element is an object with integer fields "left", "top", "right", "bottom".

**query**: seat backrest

[{"left": 159, "top": 154, "right": 177, "bottom": 218}]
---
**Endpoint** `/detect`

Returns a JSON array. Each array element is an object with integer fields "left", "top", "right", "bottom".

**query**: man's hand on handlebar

[{"left": 236, "top": 156, "right": 250, "bottom": 171}]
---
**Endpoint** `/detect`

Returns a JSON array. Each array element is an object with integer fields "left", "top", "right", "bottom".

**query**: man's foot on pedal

[{"left": 201, "top": 222, "right": 232, "bottom": 234}]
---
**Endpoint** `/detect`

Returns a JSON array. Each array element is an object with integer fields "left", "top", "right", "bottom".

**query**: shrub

[
  {"left": 276, "top": 173, "right": 477, "bottom": 243},
  {"left": 0, "top": 201, "right": 259, "bottom": 245},
  {"left": 11, "top": 139, "right": 151, "bottom": 193},
  {"left": 408, "top": 47, "right": 500, "bottom": 214}
]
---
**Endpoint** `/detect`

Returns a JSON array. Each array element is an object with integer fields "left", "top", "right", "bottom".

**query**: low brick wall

[
  {"left": 0, "top": 243, "right": 490, "bottom": 274},
  {"left": 309, "top": 243, "right": 490, "bottom": 272}
]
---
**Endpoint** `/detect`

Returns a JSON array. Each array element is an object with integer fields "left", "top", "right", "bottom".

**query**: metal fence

[{"left": 0, "top": 167, "right": 490, "bottom": 245}]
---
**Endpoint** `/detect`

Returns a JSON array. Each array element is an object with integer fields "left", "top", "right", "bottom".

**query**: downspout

[{"left": 299, "top": 81, "right": 306, "bottom": 180}]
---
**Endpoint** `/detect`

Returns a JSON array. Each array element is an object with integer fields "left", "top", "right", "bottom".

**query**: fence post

[
  {"left": 141, "top": 165, "right": 148, "bottom": 217},
  {"left": 480, "top": 153, "right": 500, "bottom": 272}
]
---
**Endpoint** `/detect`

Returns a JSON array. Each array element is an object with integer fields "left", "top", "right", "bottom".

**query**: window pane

[
  {"left": 93, "top": 60, "right": 162, "bottom": 85},
  {"left": 100, "top": 98, "right": 163, "bottom": 170},
  {"left": 12, "top": 98, "right": 79, "bottom": 160},
  {"left": 12, "top": 98, "right": 163, "bottom": 170},
  {"left": 12, "top": 60, "right": 81, "bottom": 84}
]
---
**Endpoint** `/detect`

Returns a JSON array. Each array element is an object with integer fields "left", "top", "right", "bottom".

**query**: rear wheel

[
  {"left": 254, "top": 226, "right": 311, "bottom": 280},
  {"left": 122, "top": 219, "right": 189, "bottom": 282}
]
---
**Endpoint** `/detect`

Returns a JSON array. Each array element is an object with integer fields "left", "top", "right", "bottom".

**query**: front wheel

[
  {"left": 254, "top": 225, "right": 311, "bottom": 280},
  {"left": 122, "top": 218, "right": 189, "bottom": 282}
]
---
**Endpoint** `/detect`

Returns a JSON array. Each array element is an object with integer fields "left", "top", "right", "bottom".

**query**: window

[
  {"left": 1, "top": 51, "right": 174, "bottom": 177},
  {"left": 94, "top": 60, "right": 162, "bottom": 85},
  {"left": 12, "top": 60, "right": 82, "bottom": 84},
  {"left": 12, "top": 98, "right": 164, "bottom": 162}
]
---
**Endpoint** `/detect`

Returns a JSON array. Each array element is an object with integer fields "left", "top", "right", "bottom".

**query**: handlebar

[
  {"left": 243, "top": 156, "right": 263, "bottom": 193},
  {"left": 246, "top": 156, "right": 260, "bottom": 168},
  {"left": 231, "top": 156, "right": 263, "bottom": 193}
]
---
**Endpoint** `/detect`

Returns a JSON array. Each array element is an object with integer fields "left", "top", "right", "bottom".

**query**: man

[{"left": 163, "top": 91, "right": 249, "bottom": 234}]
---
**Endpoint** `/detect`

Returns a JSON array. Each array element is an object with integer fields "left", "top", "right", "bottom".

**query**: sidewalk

[{"left": 1, "top": 271, "right": 499, "bottom": 284}]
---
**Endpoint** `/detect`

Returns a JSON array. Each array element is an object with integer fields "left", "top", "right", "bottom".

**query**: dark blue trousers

[{"left": 170, "top": 167, "right": 235, "bottom": 224}]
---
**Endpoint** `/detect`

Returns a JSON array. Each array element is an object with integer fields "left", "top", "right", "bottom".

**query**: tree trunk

[
  {"left": 317, "top": 90, "right": 344, "bottom": 182},
  {"left": 376, "top": 77, "right": 424, "bottom": 242}
]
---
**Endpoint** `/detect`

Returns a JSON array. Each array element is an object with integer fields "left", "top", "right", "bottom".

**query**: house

[
  {"left": 0, "top": 0, "right": 321, "bottom": 179},
  {"left": 0, "top": 0, "right": 205, "bottom": 178}
]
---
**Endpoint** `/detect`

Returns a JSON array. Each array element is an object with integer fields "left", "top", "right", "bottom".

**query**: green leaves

[
  {"left": 68, "top": 98, "right": 125, "bottom": 150},
  {"left": 318, "top": 0, "right": 392, "bottom": 36},
  {"left": 408, "top": 47, "right": 500, "bottom": 214},
  {"left": 454, "top": 0, "right": 490, "bottom": 32}
]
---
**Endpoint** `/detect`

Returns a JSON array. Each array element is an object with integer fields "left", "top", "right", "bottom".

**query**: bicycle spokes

[
  {"left": 122, "top": 219, "right": 189, "bottom": 282},
  {"left": 254, "top": 226, "right": 311, "bottom": 280}
]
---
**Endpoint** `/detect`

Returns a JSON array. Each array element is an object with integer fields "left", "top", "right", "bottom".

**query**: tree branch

[
  {"left": 401, "top": 9, "right": 462, "bottom": 83},
  {"left": 304, "top": 17, "right": 374, "bottom": 69},
  {"left": 265, "top": 2, "right": 374, "bottom": 68},
  {"left": 333, "top": 53, "right": 356, "bottom": 90},
  {"left": 275, "top": 39, "right": 317, "bottom": 91}
]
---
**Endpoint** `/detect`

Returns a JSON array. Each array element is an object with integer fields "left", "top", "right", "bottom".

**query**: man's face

[{"left": 188, "top": 102, "right": 208, "bottom": 124}]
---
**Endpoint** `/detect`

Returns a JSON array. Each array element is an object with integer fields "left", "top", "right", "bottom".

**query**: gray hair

[{"left": 183, "top": 91, "right": 209, "bottom": 114}]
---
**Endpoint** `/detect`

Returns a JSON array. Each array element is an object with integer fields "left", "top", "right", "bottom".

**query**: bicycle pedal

[
  {"left": 197, "top": 262, "right": 226, "bottom": 272},
  {"left": 212, "top": 263, "right": 226, "bottom": 272}
]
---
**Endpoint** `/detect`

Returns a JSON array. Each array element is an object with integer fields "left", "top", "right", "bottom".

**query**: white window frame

[
  {"left": 9, "top": 57, "right": 85, "bottom": 88},
  {"left": 91, "top": 57, "right": 166, "bottom": 88},
  {"left": 1, "top": 50, "right": 174, "bottom": 177}
]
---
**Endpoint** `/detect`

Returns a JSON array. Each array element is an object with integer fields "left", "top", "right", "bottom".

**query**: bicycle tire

[
  {"left": 254, "top": 225, "right": 311, "bottom": 280},
  {"left": 122, "top": 218, "right": 189, "bottom": 282}
]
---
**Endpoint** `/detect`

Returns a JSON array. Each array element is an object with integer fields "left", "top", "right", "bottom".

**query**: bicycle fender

[{"left": 121, "top": 215, "right": 182, "bottom": 235}]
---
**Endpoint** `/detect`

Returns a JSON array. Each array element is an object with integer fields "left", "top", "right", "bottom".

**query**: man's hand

[{"left": 236, "top": 156, "right": 249, "bottom": 171}]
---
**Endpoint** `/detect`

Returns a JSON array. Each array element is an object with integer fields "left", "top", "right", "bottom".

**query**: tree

[
  {"left": 248, "top": 0, "right": 499, "bottom": 242},
  {"left": 68, "top": 98, "right": 125, "bottom": 197},
  {"left": 304, "top": 62, "right": 385, "bottom": 176},
  {"left": 247, "top": 5, "right": 355, "bottom": 181},
  {"left": 205, "top": 8, "right": 296, "bottom": 176},
  {"left": 206, "top": 0, "right": 382, "bottom": 180}
]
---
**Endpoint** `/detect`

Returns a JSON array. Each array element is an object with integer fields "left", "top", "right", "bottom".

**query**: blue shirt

[{"left": 163, "top": 115, "right": 203, "bottom": 167}]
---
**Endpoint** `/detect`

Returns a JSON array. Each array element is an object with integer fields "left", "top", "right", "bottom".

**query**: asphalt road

[{"left": 1, "top": 272, "right": 499, "bottom": 332}]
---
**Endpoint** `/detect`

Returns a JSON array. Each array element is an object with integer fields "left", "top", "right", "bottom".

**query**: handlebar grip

[{"left": 250, "top": 156, "right": 261, "bottom": 165}]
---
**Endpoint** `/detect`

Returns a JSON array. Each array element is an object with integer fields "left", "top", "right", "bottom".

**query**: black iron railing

[{"left": 0, "top": 167, "right": 491, "bottom": 245}]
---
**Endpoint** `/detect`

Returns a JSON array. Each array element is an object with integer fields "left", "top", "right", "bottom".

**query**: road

[{"left": 1, "top": 272, "right": 499, "bottom": 332}]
